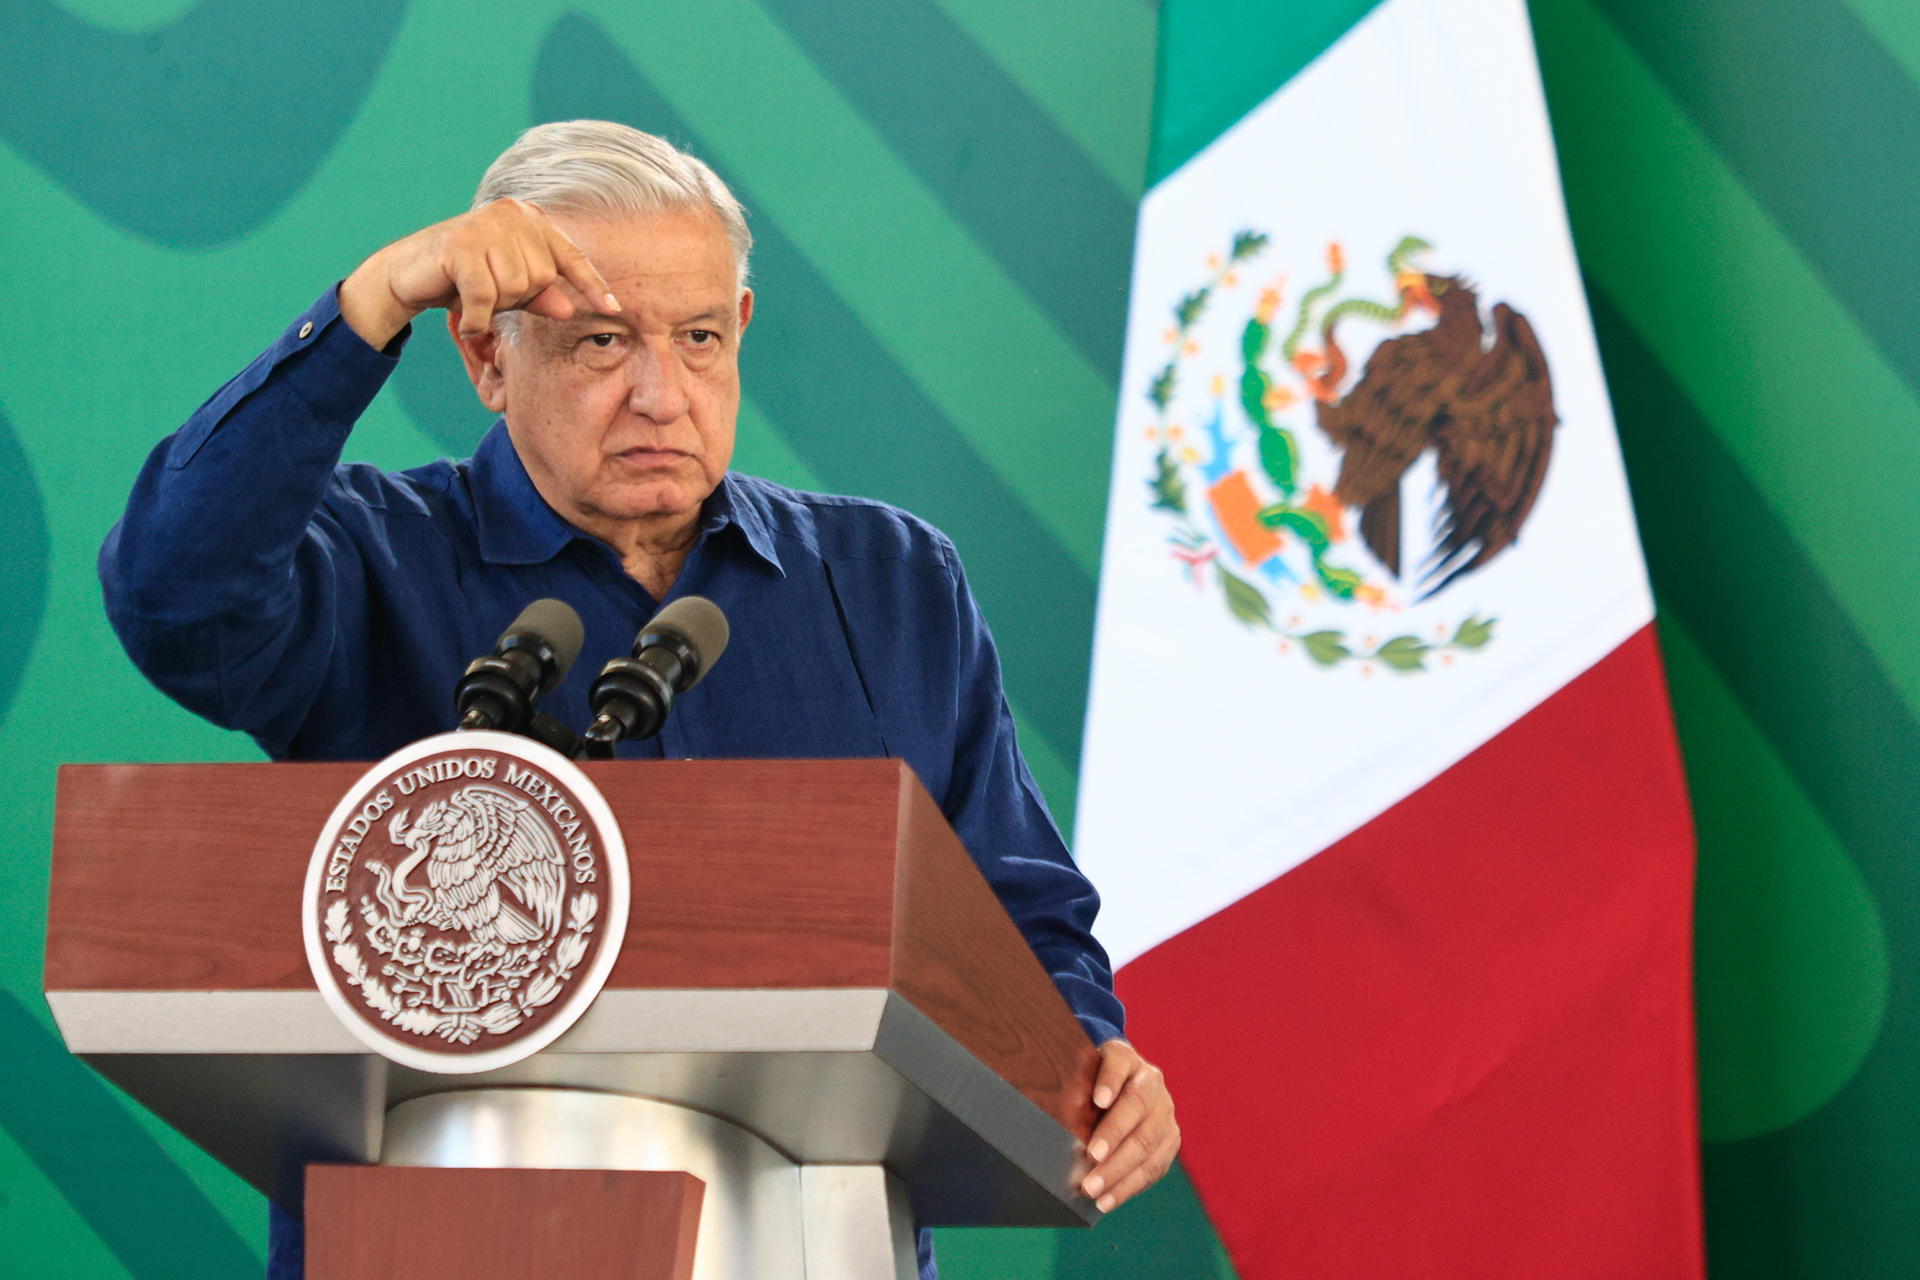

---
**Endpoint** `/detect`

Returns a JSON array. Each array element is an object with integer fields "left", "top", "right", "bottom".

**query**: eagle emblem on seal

[{"left": 377, "top": 785, "right": 566, "bottom": 946}]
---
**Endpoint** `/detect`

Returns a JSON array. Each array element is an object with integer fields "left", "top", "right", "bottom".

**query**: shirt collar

[
  {"left": 470, "top": 423, "right": 580, "bottom": 565},
  {"left": 469, "top": 421, "right": 784, "bottom": 576},
  {"left": 703, "top": 473, "right": 786, "bottom": 576}
]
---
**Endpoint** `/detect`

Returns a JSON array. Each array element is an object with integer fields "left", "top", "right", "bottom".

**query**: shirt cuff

[{"left": 277, "top": 284, "right": 411, "bottom": 425}]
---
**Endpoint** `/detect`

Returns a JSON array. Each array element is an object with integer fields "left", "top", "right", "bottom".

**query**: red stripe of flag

[{"left": 1119, "top": 626, "right": 1703, "bottom": 1277}]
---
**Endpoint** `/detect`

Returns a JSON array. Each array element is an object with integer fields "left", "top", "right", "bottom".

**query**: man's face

[{"left": 462, "top": 209, "right": 752, "bottom": 543}]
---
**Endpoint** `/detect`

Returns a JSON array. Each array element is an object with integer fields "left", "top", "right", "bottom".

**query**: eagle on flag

[{"left": 1315, "top": 275, "right": 1559, "bottom": 596}]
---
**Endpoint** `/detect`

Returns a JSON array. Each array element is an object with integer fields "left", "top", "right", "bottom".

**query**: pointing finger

[
  {"left": 544, "top": 219, "right": 619, "bottom": 314},
  {"left": 523, "top": 283, "right": 577, "bottom": 322},
  {"left": 518, "top": 240, "right": 573, "bottom": 322}
]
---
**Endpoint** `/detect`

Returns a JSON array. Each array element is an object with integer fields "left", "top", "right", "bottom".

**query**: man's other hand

[
  {"left": 1081, "top": 1038, "right": 1180, "bottom": 1213},
  {"left": 338, "top": 199, "right": 619, "bottom": 350}
]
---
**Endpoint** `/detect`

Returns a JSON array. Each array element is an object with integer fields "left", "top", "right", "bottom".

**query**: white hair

[{"left": 475, "top": 120, "right": 751, "bottom": 341}]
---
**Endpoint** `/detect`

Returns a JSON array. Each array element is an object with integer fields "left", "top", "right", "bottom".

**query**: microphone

[
  {"left": 582, "top": 596, "right": 730, "bottom": 758},
  {"left": 454, "top": 598, "right": 586, "bottom": 737}
]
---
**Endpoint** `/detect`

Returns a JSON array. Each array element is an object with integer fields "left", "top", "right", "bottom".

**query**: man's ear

[
  {"left": 449, "top": 310, "right": 509, "bottom": 414},
  {"left": 737, "top": 288, "right": 754, "bottom": 336}
]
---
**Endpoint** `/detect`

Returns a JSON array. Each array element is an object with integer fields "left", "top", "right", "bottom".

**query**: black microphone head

[
  {"left": 500, "top": 598, "right": 585, "bottom": 692},
  {"left": 639, "top": 596, "right": 730, "bottom": 688}
]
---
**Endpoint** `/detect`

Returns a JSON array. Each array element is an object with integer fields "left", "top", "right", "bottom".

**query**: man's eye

[
  {"left": 685, "top": 330, "right": 716, "bottom": 346},
  {"left": 586, "top": 333, "right": 619, "bottom": 348}
]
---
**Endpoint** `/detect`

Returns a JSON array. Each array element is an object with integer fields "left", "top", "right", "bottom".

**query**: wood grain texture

[
  {"left": 580, "top": 759, "right": 901, "bottom": 991},
  {"left": 305, "top": 1166, "right": 701, "bottom": 1280},
  {"left": 47, "top": 762, "right": 352, "bottom": 991},
  {"left": 47, "top": 759, "right": 903, "bottom": 991},
  {"left": 891, "top": 779, "right": 1101, "bottom": 1138}
]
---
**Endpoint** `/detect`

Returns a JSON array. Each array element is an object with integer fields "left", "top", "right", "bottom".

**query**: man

[{"left": 101, "top": 121, "right": 1177, "bottom": 1278}]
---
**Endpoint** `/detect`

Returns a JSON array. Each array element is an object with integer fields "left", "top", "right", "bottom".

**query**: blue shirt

[{"left": 101, "top": 288, "right": 1120, "bottom": 1279}]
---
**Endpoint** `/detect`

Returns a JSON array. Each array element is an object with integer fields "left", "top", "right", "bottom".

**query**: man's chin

[{"left": 583, "top": 481, "right": 714, "bottom": 528}]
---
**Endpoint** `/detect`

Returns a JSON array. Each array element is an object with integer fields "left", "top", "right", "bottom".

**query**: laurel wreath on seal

[
  {"left": 324, "top": 893, "right": 598, "bottom": 1046},
  {"left": 1143, "top": 231, "right": 1497, "bottom": 674}
]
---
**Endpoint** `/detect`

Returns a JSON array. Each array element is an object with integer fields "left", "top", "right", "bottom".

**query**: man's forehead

[{"left": 552, "top": 208, "right": 737, "bottom": 273}]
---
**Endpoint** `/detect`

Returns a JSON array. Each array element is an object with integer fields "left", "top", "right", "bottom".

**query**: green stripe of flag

[{"left": 1148, "top": 0, "right": 1382, "bottom": 185}]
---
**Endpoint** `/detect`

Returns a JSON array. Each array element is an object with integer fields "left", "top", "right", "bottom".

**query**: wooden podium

[{"left": 45, "top": 758, "right": 1103, "bottom": 1278}]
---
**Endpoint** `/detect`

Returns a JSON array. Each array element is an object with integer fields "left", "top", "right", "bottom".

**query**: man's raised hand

[{"left": 338, "top": 199, "right": 619, "bottom": 350}]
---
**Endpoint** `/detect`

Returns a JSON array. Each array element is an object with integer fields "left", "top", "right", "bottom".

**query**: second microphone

[{"left": 582, "top": 596, "right": 731, "bottom": 758}]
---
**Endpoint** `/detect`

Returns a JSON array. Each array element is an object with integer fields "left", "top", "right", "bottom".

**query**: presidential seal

[{"left": 301, "top": 730, "right": 629, "bottom": 1073}]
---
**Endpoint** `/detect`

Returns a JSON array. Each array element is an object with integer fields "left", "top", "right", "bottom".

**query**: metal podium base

[{"left": 381, "top": 1089, "right": 917, "bottom": 1280}]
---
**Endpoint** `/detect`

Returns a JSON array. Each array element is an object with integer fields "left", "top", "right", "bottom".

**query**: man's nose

[{"left": 625, "top": 339, "right": 692, "bottom": 422}]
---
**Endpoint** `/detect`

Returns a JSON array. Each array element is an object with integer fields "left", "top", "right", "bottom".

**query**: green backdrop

[
  {"left": 1535, "top": 0, "right": 1920, "bottom": 1273},
  {"left": 0, "top": 0, "right": 1909, "bottom": 1275}
]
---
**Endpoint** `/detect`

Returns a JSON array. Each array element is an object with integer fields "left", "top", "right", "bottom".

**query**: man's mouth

[{"left": 610, "top": 446, "right": 685, "bottom": 466}]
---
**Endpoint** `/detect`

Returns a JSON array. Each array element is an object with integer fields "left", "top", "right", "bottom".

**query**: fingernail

[
  {"left": 1094, "top": 1087, "right": 1113, "bottom": 1108},
  {"left": 1097, "top": 1193, "right": 1116, "bottom": 1213},
  {"left": 1084, "top": 1175, "right": 1104, "bottom": 1198},
  {"left": 1088, "top": 1139, "right": 1109, "bottom": 1162},
  {"left": 604, "top": 292, "right": 623, "bottom": 311}
]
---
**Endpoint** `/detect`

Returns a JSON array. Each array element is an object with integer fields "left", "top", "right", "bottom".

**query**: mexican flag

[{"left": 1075, "top": 0, "right": 1704, "bottom": 1273}]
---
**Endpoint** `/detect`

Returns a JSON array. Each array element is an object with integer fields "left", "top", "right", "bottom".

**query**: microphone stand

[
  {"left": 579, "top": 712, "right": 625, "bottom": 760},
  {"left": 526, "top": 712, "right": 586, "bottom": 760},
  {"left": 456, "top": 704, "right": 585, "bottom": 760}
]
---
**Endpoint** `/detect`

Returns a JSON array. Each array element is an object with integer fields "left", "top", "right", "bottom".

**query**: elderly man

[{"left": 101, "top": 121, "right": 1177, "bottom": 1278}]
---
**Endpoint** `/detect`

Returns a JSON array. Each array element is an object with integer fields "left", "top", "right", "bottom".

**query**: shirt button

[{"left": 298, "top": 321, "right": 314, "bottom": 339}]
